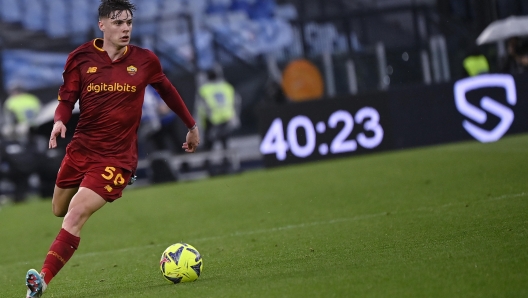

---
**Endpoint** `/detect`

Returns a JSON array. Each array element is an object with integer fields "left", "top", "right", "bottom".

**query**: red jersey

[{"left": 56, "top": 39, "right": 195, "bottom": 171}]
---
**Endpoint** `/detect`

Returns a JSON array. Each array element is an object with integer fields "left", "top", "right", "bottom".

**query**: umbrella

[
  {"left": 477, "top": 15, "right": 528, "bottom": 45},
  {"left": 30, "top": 100, "right": 80, "bottom": 137},
  {"left": 32, "top": 100, "right": 80, "bottom": 127}
]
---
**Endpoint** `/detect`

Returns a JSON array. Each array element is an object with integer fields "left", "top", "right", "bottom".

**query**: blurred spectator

[
  {"left": 195, "top": 69, "right": 241, "bottom": 173},
  {"left": 145, "top": 85, "right": 182, "bottom": 154},
  {"left": 1, "top": 81, "right": 41, "bottom": 141},
  {"left": 138, "top": 86, "right": 161, "bottom": 157},
  {"left": 29, "top": 100, "right": 80, "bottom": 199},
  {"left": 264, "top": 77, "right": 287, "bottom": 103},
  {"left": 462, "top": 47, "right": 490, "bottom": 77},
  {"left": 501, "top": 37, "right": 519, "bottom": 72},
  {"left": 501, "top": 37, "right": 528, "bottom": 74},
  {"left": 196, "top": 69, "right": 241, "bottom": 150},
  {"left": 0, "top": 138, "right": 38, "bottom": 203},
  {"left": 0, "top": 81, "right": 41, "bottom": 203}
]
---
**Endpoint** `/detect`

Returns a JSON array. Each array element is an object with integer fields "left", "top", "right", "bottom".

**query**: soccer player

[{"left": 25, "top": 1, "right": 200, "bottom": 297}]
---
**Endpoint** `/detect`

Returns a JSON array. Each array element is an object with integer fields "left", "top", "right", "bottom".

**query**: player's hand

[
  {"left": 49, "top": 120, "right": 67, "bottom": 149},
  {"left": 183, "top": 126, "right": 200, "bottom": 153}
]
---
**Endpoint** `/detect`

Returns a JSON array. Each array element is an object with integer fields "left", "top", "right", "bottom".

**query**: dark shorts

[{"left": 55, "top": 147, "right": 133, "bottom": 202}]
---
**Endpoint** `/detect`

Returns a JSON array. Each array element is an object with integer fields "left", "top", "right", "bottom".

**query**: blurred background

[{"left": 0, "top": 0, "right": 527, "bottom": 203}]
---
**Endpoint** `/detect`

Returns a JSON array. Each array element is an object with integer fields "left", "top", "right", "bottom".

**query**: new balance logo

[
  {"left": 87, "top": 67, "right": 97, "bottom": 74},
  {"left": 454, "top": 74, "right": 516, "bottom": 143}
]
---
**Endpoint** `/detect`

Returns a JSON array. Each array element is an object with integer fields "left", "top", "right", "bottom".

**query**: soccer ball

[{"left": 159, "top": 243, "right": 203, "bottom": 283}]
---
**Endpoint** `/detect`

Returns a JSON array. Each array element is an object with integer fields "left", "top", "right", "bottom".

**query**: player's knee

[
  {"left": 52, "top": 203, "right": 67, "bottom": 217},
  {"left": 51, "top": 197, "right": 68, "bottom": 217},
  {"left": 52, "top": 187, "right": 77, "bottom": 217},
  {"left": 62, "top": 206, "right": 91, "bottom": 233}
]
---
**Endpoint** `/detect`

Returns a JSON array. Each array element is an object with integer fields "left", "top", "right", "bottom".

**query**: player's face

[{"left": 99, "top": 10, "right": 133, "bottom": 48}]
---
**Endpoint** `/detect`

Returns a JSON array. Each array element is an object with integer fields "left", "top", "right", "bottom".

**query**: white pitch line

[
  {"left": 2, "top": 192, "right": 526, "bottom": 269},
  {"left": 486, "top": 192, "right": 526, "bottom": 202},
  {"left": 0, "top": 213, "right": 389, "bottom": 268},
  {"left": 191, "top": 212, "right": 389, "bottom": 243}
]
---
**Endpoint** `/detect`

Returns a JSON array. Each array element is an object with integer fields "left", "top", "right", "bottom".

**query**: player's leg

[
  {"left": 39, "top": 165, "right": 132, "bottom": 286},
  {"left": 51, "top": 186, "right": 78, "bottom": 217},
  {"left": 51, "top": 148, "right": 85, "bottom": 217},
  {"left": 26, "top": 164, "right": 131, "bottom": 297},
  {"left": 26, "top": 152, "right": 84, "bottom": 297},
  {"left": 41, "top": 188, "right": 106, "bottom": 284},
  {"left": 26, "top": 188, "right": 105, "bottom": 297},
  {"left": 62, "top": 187, "right": 107, "bottom": 236}
]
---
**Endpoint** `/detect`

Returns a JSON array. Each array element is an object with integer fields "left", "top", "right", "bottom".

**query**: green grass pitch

[{"left": 1, "top": 134, "right": 527, "bottom": 297}]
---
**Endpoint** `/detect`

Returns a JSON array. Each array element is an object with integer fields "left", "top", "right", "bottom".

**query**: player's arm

[
  {"left": 147, "top": 51, "right": 200, "bottom": 152},
  {"left": 151, "top": 77, "right": 200, "bottom": 153},
  {"left": 50, "top": 55, "right": 81, "bottom": 149}
]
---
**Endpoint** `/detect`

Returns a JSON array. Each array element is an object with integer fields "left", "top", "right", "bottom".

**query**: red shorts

[{"left": 56, "top": 146, "right": 133, "bottom": 202}]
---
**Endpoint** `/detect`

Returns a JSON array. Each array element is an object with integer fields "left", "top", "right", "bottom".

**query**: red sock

[{"left": 41, "top": 228, "right": 80, "bottom": 285}]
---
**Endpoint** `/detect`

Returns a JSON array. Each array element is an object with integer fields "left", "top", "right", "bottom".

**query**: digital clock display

[
  {"left": 257, "top": 74, "right": 528, "bottom": 168},
  {"left": 257, "top": 94, "right": 392, "bottom": 167}
]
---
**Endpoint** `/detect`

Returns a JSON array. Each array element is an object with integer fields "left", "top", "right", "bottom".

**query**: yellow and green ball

[{"left": 160, "top": 243, "right": 203, "bottom": 283}]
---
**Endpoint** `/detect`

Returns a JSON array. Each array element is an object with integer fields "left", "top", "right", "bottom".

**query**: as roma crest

[{"left": 127, "top": 65, "right": 137, "bottom": 76}]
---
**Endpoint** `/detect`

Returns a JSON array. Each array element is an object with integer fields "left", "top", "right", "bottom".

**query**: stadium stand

[
  {"left": 70, "top": 0, "right": 95, "bottom": 40},
  {"left": 0, "top": 0, "right": 22, "bottom": 23},
  {"left": 45, "top": 0, "right": 69, "bottom": 38},
  {"left": 21, "top": 0, "right": 46, "bottom": 31},
  {"left": 0, "top": 0, "right": 295, "bottom": 71}
]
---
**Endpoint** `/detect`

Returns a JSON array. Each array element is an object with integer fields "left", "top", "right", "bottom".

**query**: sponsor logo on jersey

[
  {"left": 454, "top": 74, "right": 516, "bottom": 143},
  {"left": 87, "top": 82, "right": 137, "bottom": 93},
  {"left": 104, "top": 185, "right": 113, "bottom": 192},
  {"left": 87, "top": 67, "right": 98, "bottom": 74},
  {"left": 127, "top": 65, "right": 137, "bottom": 76}
]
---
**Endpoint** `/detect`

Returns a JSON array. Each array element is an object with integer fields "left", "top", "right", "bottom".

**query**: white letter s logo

[{"left": 454, "top": 74, "right": 516, "bottom": 143}]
